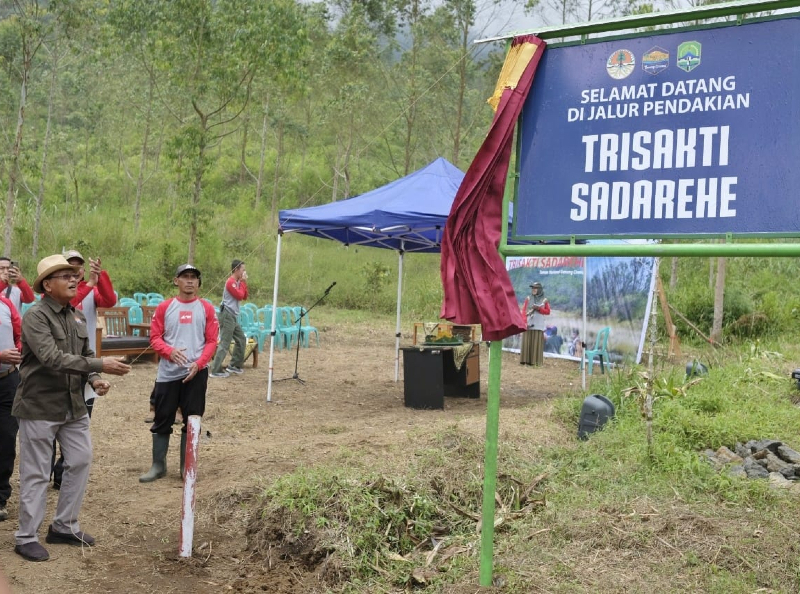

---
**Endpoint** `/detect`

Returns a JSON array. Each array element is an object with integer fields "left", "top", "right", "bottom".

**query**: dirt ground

[{"left": 0, "top": 317, "right": 586, "bottom": 593}]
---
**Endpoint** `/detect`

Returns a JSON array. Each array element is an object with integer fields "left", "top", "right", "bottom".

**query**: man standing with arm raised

[
  {"left": 0, "top": 257, "right": 35, "bottom": 313},
  {"left": 12, "top": 255, "right": 130, "bottom": 562},
  {"left": 140, "top": 264, "right": 218, "bottom": 483},
  {"left": 209, "top": 259, "right": 248, "bottom": 378},
  {"left": 50, "top": 250, "right": 119, "bottom": 490}
]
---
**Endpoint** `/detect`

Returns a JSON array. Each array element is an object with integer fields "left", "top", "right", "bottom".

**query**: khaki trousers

[{"left": 15, "top": 414, "right": 92, "bottom": 545}]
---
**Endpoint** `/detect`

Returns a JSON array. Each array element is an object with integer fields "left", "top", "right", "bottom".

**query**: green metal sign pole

[{"left": 479, "top": 340, "right": 503, "bottom": 585}]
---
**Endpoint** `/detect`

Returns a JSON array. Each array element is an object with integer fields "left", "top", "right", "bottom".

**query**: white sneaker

[
  {"left": 226, "top": 366, "right": 244, "bottom": 375},
  {"left": 209, "top": 371, "right": 230, "bottom": 378}
]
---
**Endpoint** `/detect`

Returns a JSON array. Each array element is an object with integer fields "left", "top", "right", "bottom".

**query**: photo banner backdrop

[
  {"left": 503, "top": 256, "right": 655, "bottom": 365},
  {"left": 514, "top": 17, "right": 800, "bottom": 239}
]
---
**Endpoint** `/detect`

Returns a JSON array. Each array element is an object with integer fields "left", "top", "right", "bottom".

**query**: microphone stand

[{"left": 276, "top": 282, "right": 335, "bottom": 384}]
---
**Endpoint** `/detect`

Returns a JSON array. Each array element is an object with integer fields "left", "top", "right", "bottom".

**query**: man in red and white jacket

[
  {"left": 0, "top": 294, "right": 22, "bottom": 522},
  {"left": 139, "top": 264, "right": 218, "bottom": 483},
  {"left": 65, "top": 251, "right": 116, "bottom": 354},
  {"left": 51, "top": 251, "right": 118, "bottom": 490},
  {"left": 209, "top": 258, "right": 248, "bottom": 378}
]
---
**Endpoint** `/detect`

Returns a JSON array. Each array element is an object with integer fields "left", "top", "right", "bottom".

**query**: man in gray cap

[
  {"left": 140, "top": 264, "right": 218, "bottom": 483},
  {"left": 209, "top": 259, "right": 248, "bottom": 378},
  {"left": 12, "top": 255, "right": 131, "bottom": 562}
]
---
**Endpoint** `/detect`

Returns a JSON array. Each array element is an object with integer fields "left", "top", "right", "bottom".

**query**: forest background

[{"left": 0, "top": 0, "right": 795, "bottom": 345}]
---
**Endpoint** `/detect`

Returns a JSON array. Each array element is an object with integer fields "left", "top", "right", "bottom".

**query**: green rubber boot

[
  {"left": 139, "top": 434, "right": 170, "bottom": 483},
  {"left": 180, "top": 432, "right": 187, "bottom": 479}
]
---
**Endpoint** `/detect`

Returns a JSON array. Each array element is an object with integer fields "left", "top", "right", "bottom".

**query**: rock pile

[{"left": 703, "top": 439, "right": 800, "bottom": 490}]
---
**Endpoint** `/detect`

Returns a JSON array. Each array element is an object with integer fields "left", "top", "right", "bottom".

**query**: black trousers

[
  {"left": 0, "top": 370, "right": 20, "bottom": 507},
  {"left": 150, "top": 369, "right": 208, "bottom": 435}
]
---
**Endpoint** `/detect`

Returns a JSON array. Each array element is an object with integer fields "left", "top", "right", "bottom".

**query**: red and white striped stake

[{"left": 179, "top": 415, "right": 201, "bottom": 557}]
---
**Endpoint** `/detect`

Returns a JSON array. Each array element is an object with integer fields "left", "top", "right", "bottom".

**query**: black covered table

[{"left": 400, "top": 343, "right": 480, "bottom": 409}]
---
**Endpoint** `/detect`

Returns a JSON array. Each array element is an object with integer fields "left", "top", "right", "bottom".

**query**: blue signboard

[{"left": 514, "top": 17, "right": 800, "bottom": 239}]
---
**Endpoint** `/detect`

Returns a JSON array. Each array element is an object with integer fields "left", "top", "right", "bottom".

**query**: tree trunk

[
  {"left": 669, "top": 257, "right": 678, "bottom": 289},
  {"left": 709, "top": 256, "right": 714, "bottom": 288},
  {"left": 711, "top": 256, "right": 726, "bottom": 344},
  {"left": 5, "top": 55, "right": 30, "bottom": 255},
  {"left": 255, "top": 99, "right": 269, "bottom": 209},
  {"left": 452, "top": 20, "right": 468, "bottom": 165},
  {"left": 188, "top": 119, "right": 208, "bottom": 264},
  {"left": 134, "top": 70, "right": 155, "bottom": 233},
  {"left": 34, "top": 48, "right": 58, "bottom": 258},
  {"left": 270, "top": 119, "right": 284, "bottom": 226},
  {"left": 239, "top": 112, "right": 249, "bottom": 184}
]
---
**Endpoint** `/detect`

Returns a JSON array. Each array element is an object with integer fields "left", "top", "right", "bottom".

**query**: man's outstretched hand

[{"left": 101, "top": 356, "right": 131, "bottom": 376}]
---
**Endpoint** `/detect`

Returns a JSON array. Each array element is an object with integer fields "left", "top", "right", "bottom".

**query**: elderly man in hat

[
  {"left": 140, "top": 264, "right": 218, "bottom": 483},
  {"left": 12, "top": 255, "right": 131, "bottom": 562},
  {"left": 209, "top": 258, "right": 248, "bottom": 378},
  {"left": 521, "top": 281, "right": 550, "bottom": 366}
]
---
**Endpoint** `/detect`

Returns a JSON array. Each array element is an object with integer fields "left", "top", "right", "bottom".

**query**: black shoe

[
  {"left": 45, "top": 525, "right": 95, "bottom": 547},
  {"left": 14, "top": 541, "right": 49, "bottom": 561}
]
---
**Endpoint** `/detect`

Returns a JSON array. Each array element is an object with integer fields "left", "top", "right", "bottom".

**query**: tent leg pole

[
  {"left": 395, "top": 250, "right": 404, "bottom": 382},
  {"left": 267, "top": 232, "right": 283, "bottom": 403}
]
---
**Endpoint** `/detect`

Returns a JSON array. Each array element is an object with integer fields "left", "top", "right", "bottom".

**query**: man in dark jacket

[{"left": 12, "top": 255, "right": 130, "bottom": 562}]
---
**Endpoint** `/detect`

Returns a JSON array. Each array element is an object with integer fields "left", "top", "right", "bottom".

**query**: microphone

[{"left": 324, "top": 281, "right": 336, "bottom": 294}]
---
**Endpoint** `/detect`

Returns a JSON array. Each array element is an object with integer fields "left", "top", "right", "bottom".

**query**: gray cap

[
  {"left": 64, "top": 250, "right": 85, "bottom": 263},
  {"left": 175, "top": 263, "right": 201, "bottom": 277}
]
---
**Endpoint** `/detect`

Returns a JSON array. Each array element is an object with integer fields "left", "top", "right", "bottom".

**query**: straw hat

[{"left": 34, "top": 254, "right": 80, "bottom": 293}]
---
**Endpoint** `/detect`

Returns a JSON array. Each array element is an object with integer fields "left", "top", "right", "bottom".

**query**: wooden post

[
  {"left": 179, "top": 415, "right": 201, "bottom": 558},
  {"left": 656, "top": 276, "right": 681, "bottom": 359}
]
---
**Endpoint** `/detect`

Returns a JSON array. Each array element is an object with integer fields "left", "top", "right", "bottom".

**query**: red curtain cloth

[{"left": 440, "top": 35, "right": 546, "bottom": 342}]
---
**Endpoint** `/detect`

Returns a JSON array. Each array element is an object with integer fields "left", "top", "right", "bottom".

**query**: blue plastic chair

[
  {"left": 133, "top": 292, "right": 148, "bottom": 306},
  {"left": 127, "top": 305, "right": 143, "bottom": 335},
  {"left": 237, "top": 308, "right": 269, "bottom": 351},
  {"left": 275, "top": 306, "right": 300, "bottom": 350},
  {"left": 21, "top": 302, "right": 33, "bottom": 316},
  {"left": 119, "top": 297, "right": 139, "bottom": 308},
  {"left": 584, "top": 327, "right": 611, "bottom": 375},
  {"left": 291, "top": 306, "right": 319, "bottom": 347},
  {"left": 256, "top": 306, "right": 288, "bottom": 351},
  {"left": 146, "top": 292, "right": 164, "bottom": 305}
]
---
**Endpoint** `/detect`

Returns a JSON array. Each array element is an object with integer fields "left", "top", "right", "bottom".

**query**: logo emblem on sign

[
  {"left": 677, "top": 41, "right": 701, "bottom": 72},
  {"left": 642, "top": 47, "right": 669, "bottom": 75},
  {"left": 179, "top": 311, "right": 193, "bottom": 324},
  {"left": 606, "top": 49, "right": 635, "bottom": 80}
]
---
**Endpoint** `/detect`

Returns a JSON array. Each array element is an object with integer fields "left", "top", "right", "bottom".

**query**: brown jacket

[{"left": 12, "top": 295, "right": 103, "bottom": 421}]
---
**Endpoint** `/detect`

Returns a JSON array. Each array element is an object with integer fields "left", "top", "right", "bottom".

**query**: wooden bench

[
  {"left": 96, "top": 306, "right": 258, "bottom": 368},
  {"left": 96, "top": 307, "right": 158, "bottom": 363}
]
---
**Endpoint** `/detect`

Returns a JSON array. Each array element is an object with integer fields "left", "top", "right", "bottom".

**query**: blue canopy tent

[{"left": 266, "top": 158, "right": 466, "bottom": 400}]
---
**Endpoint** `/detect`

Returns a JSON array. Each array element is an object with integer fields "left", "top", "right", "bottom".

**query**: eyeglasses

[{"left": 48, "top": 273, "right": 82, "bottom": 281}]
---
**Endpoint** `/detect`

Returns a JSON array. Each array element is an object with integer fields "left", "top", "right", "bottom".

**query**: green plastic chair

[
  {"left": 583, "top": 327, "right": 611, "bottom": 375},
  {"left": 127, "top": 305, "right": 143, "bottom": 336},
  {"left": 119, "top": 297, "right": 139, "bottom": 308},
  {"left": 275, "top": 306, "right": 300, "bottom": 350},
  {"left": 291, "top": 306, "right": 319, "bottom": 347}
]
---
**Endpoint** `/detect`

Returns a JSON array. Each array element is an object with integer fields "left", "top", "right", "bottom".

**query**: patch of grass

[{"left": 241, "top": 342, "right": 800, "bottom": 592}]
